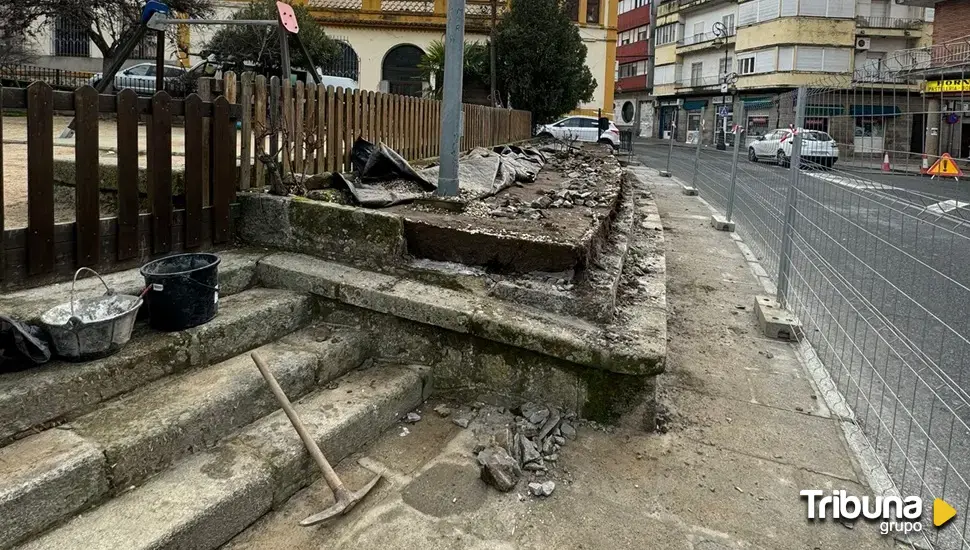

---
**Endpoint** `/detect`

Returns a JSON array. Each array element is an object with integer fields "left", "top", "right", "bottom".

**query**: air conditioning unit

[{"left": 856, "top": 37, "right": 871, "bottom": 50}]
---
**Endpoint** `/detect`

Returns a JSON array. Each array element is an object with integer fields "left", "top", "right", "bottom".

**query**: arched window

[
  {"left": 319, "top": 41, "right": 360, "bottom": 82},
  {"left": 382, "top": 44, "right": 425, "bottom": 97}
]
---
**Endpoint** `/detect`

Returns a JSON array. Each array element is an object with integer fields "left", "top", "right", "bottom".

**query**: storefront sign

[
  {"left": 749, "top": 116, "right": 769, "bottom": 124},
  {"left": 925, "top": 80, "right": 970, "bottom": 93}
]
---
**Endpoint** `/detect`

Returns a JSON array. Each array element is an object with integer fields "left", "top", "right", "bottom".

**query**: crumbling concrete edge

[
  {"left": 710, "top": 214, "right": 735, "bottom": 232},
  {"left": 255, "top": 252, "right": 665, "bottom": 377}
]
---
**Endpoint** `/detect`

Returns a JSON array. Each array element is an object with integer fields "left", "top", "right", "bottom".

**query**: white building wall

[
  {"left": 681, "top": 3, "right": 739, "bottom": 40},
  {"left": 680, "top": 48, "right": 737, "bottom": 83}
]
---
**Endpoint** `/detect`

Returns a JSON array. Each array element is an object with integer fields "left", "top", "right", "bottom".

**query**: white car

[
  {"left": 748, "top": 128, "right": 839, "bottom": 168},
  {"left": 537, "top": 115, "right": 620, "bottom": 147},
  {"left": 88, "top": 62, "right": 187, "bottom": 95}
]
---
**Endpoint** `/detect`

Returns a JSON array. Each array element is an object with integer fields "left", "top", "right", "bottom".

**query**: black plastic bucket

[{"left": 140, "top": 253, "right": 221, "bottom": 332}]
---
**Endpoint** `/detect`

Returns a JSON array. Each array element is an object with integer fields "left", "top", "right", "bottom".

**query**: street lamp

[{"left": 712, "top": 21, "right": 732, "bottom": 151}]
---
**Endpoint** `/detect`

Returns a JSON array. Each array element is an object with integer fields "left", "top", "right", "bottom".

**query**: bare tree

[{"left": 0, "top": 0, "right": 212, "bottom": 71}]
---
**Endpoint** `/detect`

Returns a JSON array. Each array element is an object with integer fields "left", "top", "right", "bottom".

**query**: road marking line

[{"left": 924, "top": 200, "right": 970, "bottom": 215}]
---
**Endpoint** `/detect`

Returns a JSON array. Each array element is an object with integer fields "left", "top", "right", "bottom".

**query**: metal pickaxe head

[{"left": 299, "top": 470, "right": 382, "bottom": 526}]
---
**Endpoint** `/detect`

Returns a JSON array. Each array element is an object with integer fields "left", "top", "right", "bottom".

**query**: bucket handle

[
  {"left": 176, "top": 274, "right": 220, "bottom": 293},
  {"left": 70, "top": 267, "right": 112, "bottom": 319}
]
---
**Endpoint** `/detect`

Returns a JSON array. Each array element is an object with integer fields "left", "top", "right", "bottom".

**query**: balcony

[
  {"left": 856, "top": 16, "right": 923, "bottom": 31},
  {"left": 676, "top": 29, "right": 735, "bottom": 52},
  {"left": 618, "top": 4, "right": 651, "bottom": 32},
  {"left": 616, "top": 74, "right": 650, "bottom": 93},
  {"left": 675, "top": 73, "right": 724, "bottom": 90},
  {"left": 617, "top": 40, "right": 650, "bottom": 63},
  {"left": 677, "top": 0, "right": 733, "bottom": 14}
]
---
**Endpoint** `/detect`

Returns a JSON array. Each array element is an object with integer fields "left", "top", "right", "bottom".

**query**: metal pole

[
  {"left": 155, "top": 31, "right": 166, "bottom": 93},
  {"left": 776, "top": 86, "right": 807, "bottom": 307},
  {"left": 726, "top": 103, "right": 744, "bottom": 222},
  {"left": 437, "top": 0, "right": 466, "bottom": 197},
  {"left": 691, "top": 106, "right": 705, "bottom": 190},
  {"left": 278, "top": 22, "right": 292, "bottom": 83}
]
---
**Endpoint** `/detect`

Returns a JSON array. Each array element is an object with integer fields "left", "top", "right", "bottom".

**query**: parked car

[
  {"left": 537, "top": 115, "right": 620, "bottom": 147},
  {"left": 748, "top": 128, "right": 839, "bottom": 168},
  {"left": 88, "top": 62, "right": 187, "bottom": 95},
  {"left": 315, "top": 72, "right": 358, "bottom": 91}
]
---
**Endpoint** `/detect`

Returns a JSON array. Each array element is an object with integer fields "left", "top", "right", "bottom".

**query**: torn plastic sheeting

[
  {"left": 351, "top": 138, "right": 434, "bottom": 189},
  {"left": 0, "top": 315, "right": 51, "bottom": 371},
  {"left": 418, "top": 148, "right": 505, "bottom": 199},
  {"left": 330, "top": 172, "right": 430, "bottom": 208}
]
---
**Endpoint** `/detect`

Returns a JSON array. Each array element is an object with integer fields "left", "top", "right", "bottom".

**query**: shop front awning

[
  {"left": 683, "top": 100, "right": 708, "bottom": 111},
  {"left": 850, "top": 105, "right": 902, "bottom": 117},
  {"left": 742, "top": 96, "right": 773, "bottom": 109}
]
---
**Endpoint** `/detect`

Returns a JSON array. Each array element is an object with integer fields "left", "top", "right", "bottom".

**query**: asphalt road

[{"left": 636, "top": 142, "right": 970, "bottom": 549}]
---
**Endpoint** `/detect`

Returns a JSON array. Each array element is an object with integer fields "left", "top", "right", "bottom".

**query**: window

[
  {"left": 693, "top": 22, "right": 705, "bottom": 42},
  {"left": 795, "top": 47, "right": 851, "bottom": 72},
  {"left": 722, "top": 14, "right": 736, "bottom": 34},
  {"left": 53, "top": 15, "right": 89, "bottom": 57},
  {"left": 637, "top": 27, "right": 649, "bottom": 41},
  {"left": 579, "top": 118, "right": 600, "bottom": 128},
  {"left": 656, "top": 24, "right": 677, "bottom": 46},
  {"left": 564, "top": 0, "right": 580, "bottom": 21},
  {"left": 738, "top": 57, "right": 755, "bottom": 75},
  {"left": 125, "top": 64, "right": 153, "bottom": 77},
  {"left": 690, "top": 62, "right": 703, "bottom": 86},
  {"left": 587, "top": 0, "right": 602, "bottom": 24},
  {"left": 619, "top": 63, "right": 638, "bottom": 78},
  {"left": 688, "top": 113, "right": 702, "bottom": 130},
  {"left": 719, "top": 57, "right": 734, "bottom": 76},
  {"left": 560, "top": 118, "right": 583, "bottom": 128}
]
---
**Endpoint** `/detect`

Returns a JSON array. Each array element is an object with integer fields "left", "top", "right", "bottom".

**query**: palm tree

[{"left": 418, "top": 40, "right": 491, "bottom": 101}]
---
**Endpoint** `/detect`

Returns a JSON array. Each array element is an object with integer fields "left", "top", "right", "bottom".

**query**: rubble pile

[{"left": 444, "top": 402, "right": 578, "bottom": 497}]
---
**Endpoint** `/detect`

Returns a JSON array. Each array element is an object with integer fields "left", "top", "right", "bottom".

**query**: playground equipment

[{"left": 60, "top": 0, "right": 320, "bottom": 138}]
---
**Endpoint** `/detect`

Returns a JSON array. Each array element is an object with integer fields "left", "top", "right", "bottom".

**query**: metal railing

[
  {"left": 0, "top": 64, "right": 95, "bottom": 90},
  {"left": 643, "top": 47, "right": 970, "bottom": 546},
  {"left": 676, "top": 28, "right": 734, "bottom": 47},
  {"left": 676, "top": 73, "right": 723, "bottom": 88},
  {"left": 856, "top": 16, "right": 924, "bottom": 30}
]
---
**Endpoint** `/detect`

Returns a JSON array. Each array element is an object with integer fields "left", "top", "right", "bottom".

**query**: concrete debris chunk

[
  {"left": 560, "top": 422, "right": 577, "bottom": 440},
  {"left": 478, "top": 445, "right": 521, "bottom": 492},
  {"left": 404, "top": 412, "right": 422, "bottom": 423},
  {"left": 519, "top": 436, "right": 542, "bottom": 465},
  {"left": 434, "top": 404, "right": 452, "bottom": 417}
]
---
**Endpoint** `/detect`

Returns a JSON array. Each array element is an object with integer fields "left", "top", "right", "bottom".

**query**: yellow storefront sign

[{"left": 925, "top": 79, "right": 970, "bottom": 93}]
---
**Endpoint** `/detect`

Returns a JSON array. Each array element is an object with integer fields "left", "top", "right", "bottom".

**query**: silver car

[{"left": 88, "top": 62, "right": 186, "bottom": 95}]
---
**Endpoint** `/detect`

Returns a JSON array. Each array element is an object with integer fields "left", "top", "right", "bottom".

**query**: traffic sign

[
  {"left": 718, "top": 106, "right": 730, "bottom": 117},
  {"left": 927, "top": 153, "right": 963, "bottom": 181}
]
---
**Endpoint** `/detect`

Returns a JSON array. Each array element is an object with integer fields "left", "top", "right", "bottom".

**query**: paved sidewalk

[{"left": 224, "top": 169, "right": 893, "bottom": 550}]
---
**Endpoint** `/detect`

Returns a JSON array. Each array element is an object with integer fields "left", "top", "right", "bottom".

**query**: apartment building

[
  {"left": 651, "top": 0, "right": 933, "bottom": 155},
  {"left": 17, "top": 0, "right": 618, "bottom": 117},
  {"left": 614, "top": 0, "right": 653, "bottom": 135}
]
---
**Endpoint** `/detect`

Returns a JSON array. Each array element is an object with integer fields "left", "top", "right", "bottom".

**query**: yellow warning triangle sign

[
  {"left": 934, "top": 498, "right": 957, "bottom": 527},
  {"left": 927, "top": 153, "right": 964, "bottom": 177}
]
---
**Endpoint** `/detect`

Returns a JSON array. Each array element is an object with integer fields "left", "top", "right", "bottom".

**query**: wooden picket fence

[
  {"left": 0, "top": 82, "right": 239, "bottom": 288},
  {"left": 230, "top": 72, "right": 533, "bottom": 190}
]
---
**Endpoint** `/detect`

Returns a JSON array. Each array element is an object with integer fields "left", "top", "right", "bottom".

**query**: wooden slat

[
  {"left": 327, "top": 86, "right": 338, "bottom": 173},
  {"left": 418, "top": 99, "right": 425, "bottom": 159},
  {"left": 239, "top": 72, "right": 254, "bottom": 191},
  {"left": 26, "top": 82, "right": 55, "bottom": 275},
  {"left": 304, "top": 81, "right": 316, "bottom": 173},
  {"left": 343, "top": 88, "right": 353, "bottom": 171},
  {"left": 198, "top": 78, "right": 213, "bottom": 207},
  {"left": 351, "top": 88, "right": 360, "bottom": 158},
  {"left": 151, "top": 92, "right": 173, "bottom": 254},
  {"left": 269, "top": 76, "right": 280, "bottom": 164},
  {"left": 254, "top": 74, "right": 268, "bottom": 189},
  {"left": 316, "top": 84, "right": 326, "bottom": 173},
  {"left": 74, "top": 86, "right": 100, "bottom": 267},
  {"left": 223, "top": 71, "right": 237, "bottom": 103},
  {"left": 212, "top": 97, "right": 232, "bottom": 244},
  {"left": 281, "top": 78, "right": 293, "bottom": 174},
  {"left": 116, "top": 90, "right": 139, "bottom": 260},
  {"left": 410, "top": 97, "right": 418, "bottom": 160},
  {"left": 184, "top": 94, "right": 205, "bottom": 249},
  {"left": 0, "top": 85, "right": 4, "bottom": 280},
  {"left": 376, "top": 92, "right": 385, "bottom": 145},
  {"left": 0, "top": 88, "right": 240, "bottom": 117},
  {"left": 294, "top": 80, "right": 305, "bottom": 175},
  {"left": 367, "top": 91, "right": 376, "bottom": 143},
  {"left": 358, "top": 90, "right": 368, "bottom": 144}
]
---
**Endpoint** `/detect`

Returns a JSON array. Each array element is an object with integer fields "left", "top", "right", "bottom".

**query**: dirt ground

[{"left": 222, "top": 167, "right": 894, "bottom": 550}]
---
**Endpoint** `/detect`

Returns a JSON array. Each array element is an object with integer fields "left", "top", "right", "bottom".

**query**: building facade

[
  {"left": 17, "top": 0, "right": 618, "bottom": 117},
  {"left": 614, "top": 0, "right": 653, "bottom": 135},
  {"left": 650, "top": 0, "right": 933, "bottom": 156}
]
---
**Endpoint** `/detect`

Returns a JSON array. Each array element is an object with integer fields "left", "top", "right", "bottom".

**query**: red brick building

[
  {"left": 928, "top": 0, "right": 970, "bottom": 44},
  {"left": 614, "top": 0, "right": 653, "bottom": 135}
]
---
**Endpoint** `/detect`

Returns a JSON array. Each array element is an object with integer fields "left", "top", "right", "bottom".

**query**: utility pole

[
  {"left": 437, "top": 0, "right": 466, "bottom": 197},
  {"left": 645, "top": 0, "right": 656, "bottom": 137},
  {"left": 490, "top": 0, "right": 498, "bottom": 107}
]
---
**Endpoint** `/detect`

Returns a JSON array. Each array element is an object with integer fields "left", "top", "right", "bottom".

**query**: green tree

[
  {"left": 418, "top": 40, "right": 490, "bottom": 100},
  {"left": 494, "top": 0, "right": 596, "bottom": 125},
  {"left": 202, "top": 0, "right": 338, "bottom": 75}
]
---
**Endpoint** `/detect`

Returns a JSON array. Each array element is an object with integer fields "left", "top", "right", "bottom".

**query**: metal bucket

[{"left": 40, "top": 268, "right": 144, "bottom": 362}]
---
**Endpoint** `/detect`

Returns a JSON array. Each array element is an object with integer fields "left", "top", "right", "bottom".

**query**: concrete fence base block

[
  {"left": 659, "top": 170, "right": 672, "bottom": 177},
  {"left": 710, "top": 215, "right": 735, "bottom": 232},
  {"left": 681, "top": 186, "right": 698, "bottom": 196},
  {"left": 754, "top": 295, "right": 803, "bottom": 341}
]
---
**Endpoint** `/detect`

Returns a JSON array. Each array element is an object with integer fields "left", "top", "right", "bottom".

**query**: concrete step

[
  {"left": 0, "top": 249, "right": 268, "bottom": 323},
  {"left": 0, "top": 287, "right": 315, "bottom": 443},
  {"left": 0, "top": 324, "right": 368, "bottom": 550},
  {"left": 22, "top": 365, "right": 430, "bottom": 550}
]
